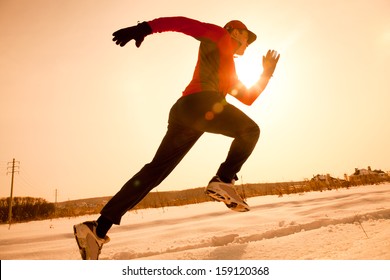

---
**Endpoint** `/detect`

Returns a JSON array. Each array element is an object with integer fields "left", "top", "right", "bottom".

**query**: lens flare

[{"left": 234, "top": 51, "right": 262, "bottom": 88}]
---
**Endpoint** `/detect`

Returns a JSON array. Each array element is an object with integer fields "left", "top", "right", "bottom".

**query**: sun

[{"left": 234, "top": 50, "right": 263, "bottom": 88}]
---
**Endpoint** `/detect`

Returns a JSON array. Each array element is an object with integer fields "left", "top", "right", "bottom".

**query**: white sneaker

[
  {"left": 205, "top": 176, "right": 250, "bottom": 212},
  {"left": 73, "top": 221, "right": 110, "bottom": 260}
]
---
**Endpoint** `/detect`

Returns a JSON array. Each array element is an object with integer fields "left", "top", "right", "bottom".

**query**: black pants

[{"left": 100, "top": 92, "right": 260, "bottom": 224}]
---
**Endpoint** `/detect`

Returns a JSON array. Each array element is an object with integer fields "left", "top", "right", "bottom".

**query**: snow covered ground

[{"left": 0, "top": 184, "right": 390, "bottom": 261}]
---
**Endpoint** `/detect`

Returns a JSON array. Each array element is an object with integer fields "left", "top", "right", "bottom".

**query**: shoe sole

[
  {"left": 73, "top": 224, "right": 101, "bottom": 260},
  {"left": 205, "top": 188, "right": 249, "bottom": 212}
]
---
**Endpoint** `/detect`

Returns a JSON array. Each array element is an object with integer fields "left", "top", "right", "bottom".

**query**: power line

[{"left": 17, "top": 166, "right": 51, "bottom": 200}]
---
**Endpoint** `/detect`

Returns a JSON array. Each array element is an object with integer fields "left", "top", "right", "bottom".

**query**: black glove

[
  {"left": 262, "top": 50, "right": 280, "bottom": 78},
  {"left": 112, "top": 21, "right": 152, "bottom": 48}
]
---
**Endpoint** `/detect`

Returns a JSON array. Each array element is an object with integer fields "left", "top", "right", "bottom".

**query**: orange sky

[{"left": 1, "top": 0, "right": 389, "bottom": 202}]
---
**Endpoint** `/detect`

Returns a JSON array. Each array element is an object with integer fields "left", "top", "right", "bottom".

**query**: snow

[{"left": 1, "top": 184, "right": 390, "bottom": 260}]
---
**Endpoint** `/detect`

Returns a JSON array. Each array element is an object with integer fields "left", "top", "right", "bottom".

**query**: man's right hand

[
  {"left": 112, "top": 22, "right": 152, "bottom": 48},
  {"left": 262, "top": 50, "right": 280, "bottom": 78}
]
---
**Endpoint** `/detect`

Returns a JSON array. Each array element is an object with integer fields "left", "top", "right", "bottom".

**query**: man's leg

[
  {"left": 201, "top": 101, "right": 259, "bottom": 211},
  {"left": 100, "top": 124, "right": 203, "bottom": 225},
  {"left": 173, "top": 92, "right": 260, "bottom": 183},
  {"left": 74, "top": 97, "right": 203, "bottom": 259},
  {"left": 213, "top": 104, "right": 260, "bottom": 183},
  {"left": 167, "top": 92, "right": 260, "bottom": 212}
]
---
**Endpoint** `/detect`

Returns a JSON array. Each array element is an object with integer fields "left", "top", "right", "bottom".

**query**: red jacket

[{"left": 148, "top": 17, "right": 240, "bottom": 98}]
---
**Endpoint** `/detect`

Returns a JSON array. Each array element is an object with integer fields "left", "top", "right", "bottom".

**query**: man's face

[{"left": 231, "top": 29, "right": 249, "bottom": 55}]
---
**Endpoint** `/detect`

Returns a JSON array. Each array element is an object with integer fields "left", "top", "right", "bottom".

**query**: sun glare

[{"left": 234, "top": 51, "right": 263, "bottom": 88}]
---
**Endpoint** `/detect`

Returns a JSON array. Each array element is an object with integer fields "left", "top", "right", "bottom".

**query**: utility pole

[
  {"left": 55, "top": 188, "right": 58, "bottom": 215},
  {"left": 7, "top": 158, "right": 20, "bottom": 228}
]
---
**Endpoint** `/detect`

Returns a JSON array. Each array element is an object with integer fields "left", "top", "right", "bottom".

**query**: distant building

[
  {"left": 310, "top": 174, "right": 349, "bottom": 189},
  {"left": 311, "top": 174, "right": 329, "bottom": 182},
  {"left": 348, "top": 166, "right": 389, "bottom": 185}
]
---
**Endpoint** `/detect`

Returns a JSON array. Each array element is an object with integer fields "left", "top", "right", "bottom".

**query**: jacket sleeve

[{"left": 148, "top": 16, "right": 227, "bottom": 43}]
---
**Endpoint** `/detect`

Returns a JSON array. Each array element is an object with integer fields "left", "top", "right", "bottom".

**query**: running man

[{"left": 74, "top": 16, "right": 280, "bottom": 259}]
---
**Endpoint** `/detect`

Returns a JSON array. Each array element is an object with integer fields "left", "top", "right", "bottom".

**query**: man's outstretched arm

[
  {"left": 112, "top": 16, "right": 226, "bottom": 48},
  {"left": 231, "top": 50, "right": 280, "bottom": 106}
]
